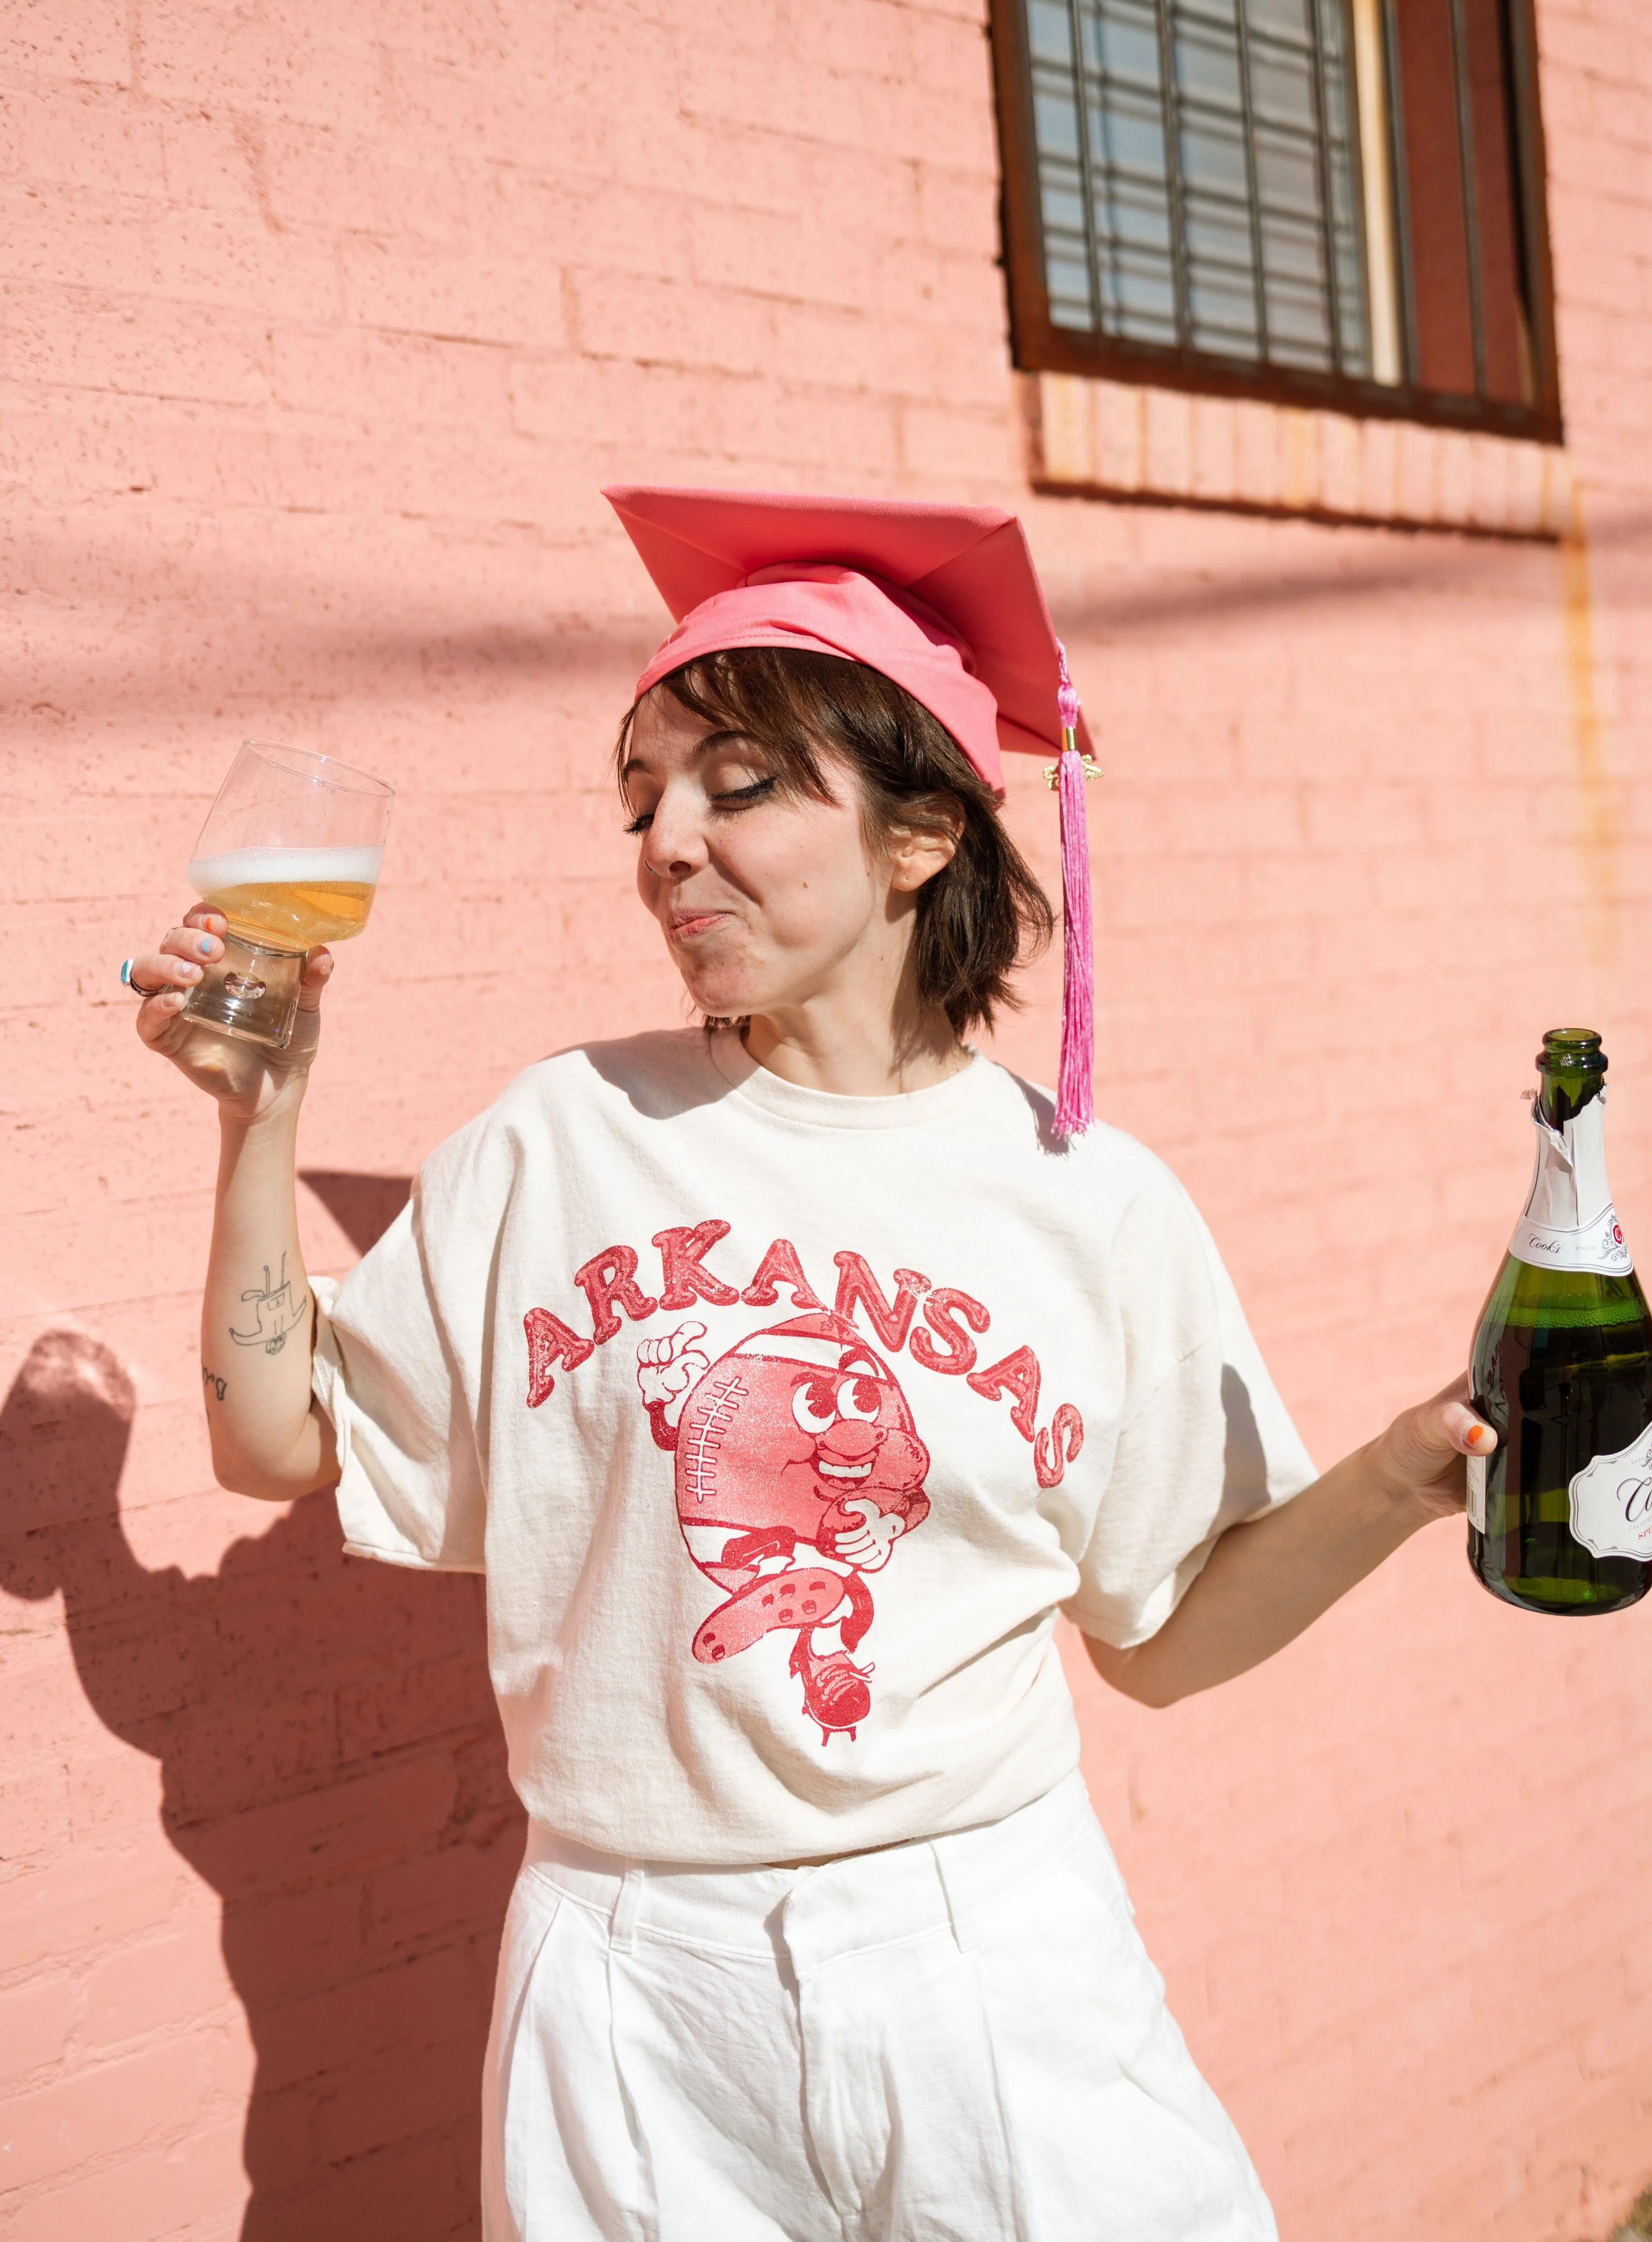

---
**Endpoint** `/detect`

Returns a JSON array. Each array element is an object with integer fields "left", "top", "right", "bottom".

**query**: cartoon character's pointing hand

[{"left": 637, "top": 1322, "right": 710, "bottom": 1434}]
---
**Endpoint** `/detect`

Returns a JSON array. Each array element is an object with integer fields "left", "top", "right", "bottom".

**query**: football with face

[{"left": 673, "top": 1311, "right": 930, "bottom": 1585}]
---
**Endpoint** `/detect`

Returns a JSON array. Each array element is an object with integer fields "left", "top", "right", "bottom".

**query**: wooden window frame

[{"left": 990, "top": 0, "right": 1563, "bottom": 445}]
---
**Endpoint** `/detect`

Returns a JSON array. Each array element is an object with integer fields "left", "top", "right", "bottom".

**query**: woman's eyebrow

[{"left": 622, "top": 728, "right": 749, "bottom": 784}]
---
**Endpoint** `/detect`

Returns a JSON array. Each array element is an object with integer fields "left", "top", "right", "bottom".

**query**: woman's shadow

[{"left": 2, "top": 1178, "right": 523, "bottom": 2241}]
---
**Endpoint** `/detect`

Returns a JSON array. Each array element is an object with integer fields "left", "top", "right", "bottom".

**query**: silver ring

[{"left": 121, "top": 958, "right": 171, "bottom": 1000}]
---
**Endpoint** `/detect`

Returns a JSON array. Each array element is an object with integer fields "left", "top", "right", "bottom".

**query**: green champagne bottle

[{"left": 1469, "top": 1030, "right": 1652, "bottom": 1614}]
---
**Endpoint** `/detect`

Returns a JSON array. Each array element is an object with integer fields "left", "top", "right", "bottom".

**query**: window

[{"left": 991, "top": 0, "right": 1561, "bottom": 441}]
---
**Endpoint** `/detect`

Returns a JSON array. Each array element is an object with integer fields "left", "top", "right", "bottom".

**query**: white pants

[{"left": 481, "top": 1772, "right": 1276, "bottom": 2242}]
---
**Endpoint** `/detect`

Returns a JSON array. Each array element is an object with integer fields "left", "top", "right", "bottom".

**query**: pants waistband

[{"left": 520, "top": 1770, "right": 1100, "bottom": 1972}]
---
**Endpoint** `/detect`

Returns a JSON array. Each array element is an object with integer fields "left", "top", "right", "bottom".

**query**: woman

[{"left": 128, "top": 486, "right": 1490, "bottom": 2242}]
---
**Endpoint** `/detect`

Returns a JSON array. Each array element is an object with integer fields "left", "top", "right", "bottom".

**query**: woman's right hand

[{"left": 132, "top": 907, "right": 335, "bottom": 1127}]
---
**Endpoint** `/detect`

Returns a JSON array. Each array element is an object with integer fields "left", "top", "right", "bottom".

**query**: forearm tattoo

[
  {"left": 230, "top": 1253, "right": 310, "bottom": 1356},
  {"left": 202, "top": 1366, "right": 228, "bottom": 1402}
]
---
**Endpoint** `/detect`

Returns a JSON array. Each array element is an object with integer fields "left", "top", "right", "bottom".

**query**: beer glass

[{"left": 179, "top": 740, "right": 394, "bottom": 1051}]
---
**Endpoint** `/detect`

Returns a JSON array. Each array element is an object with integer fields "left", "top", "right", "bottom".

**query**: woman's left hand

[{"left": 1366, "top": 1371, "right": 1496, "bottom": 1524}]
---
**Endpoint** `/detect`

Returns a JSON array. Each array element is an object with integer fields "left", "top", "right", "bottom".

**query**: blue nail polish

[{"left": 198, "top": 937, "right": 212, "bottom": 955}]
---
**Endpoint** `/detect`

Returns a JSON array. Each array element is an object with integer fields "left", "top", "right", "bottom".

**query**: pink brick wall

[{"left": 3, "top": 1, "right": 1649, "bottom": 2235}]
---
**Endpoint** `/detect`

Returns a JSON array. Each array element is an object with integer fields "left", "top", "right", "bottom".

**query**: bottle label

[
  {"left": 1568, "top": 1421, "right": 1652, "bottom": 1563},
  {"left": 1508, "top": 1205, "right": 1634, "bottom": 1276},
  {"left": 1466, "top": 1452, "right": 1488, "bottom": 1533}
]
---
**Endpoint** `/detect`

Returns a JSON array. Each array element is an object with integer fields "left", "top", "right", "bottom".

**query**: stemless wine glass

[{"left": 178, "top": 740, "right": 394, "bottom": 1051}]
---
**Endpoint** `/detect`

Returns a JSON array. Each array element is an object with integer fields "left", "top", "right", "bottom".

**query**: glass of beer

[{"left": 178, "top": 740, "right": 394, "bottom": 1051}]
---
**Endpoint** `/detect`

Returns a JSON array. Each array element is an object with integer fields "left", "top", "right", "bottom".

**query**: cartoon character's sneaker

[
  {"left": 692, "top": 1568, "right": 848, "bottom": 1664},
  {"left": 789, "top": 1635, "right": 872, "bottom": 1744}
]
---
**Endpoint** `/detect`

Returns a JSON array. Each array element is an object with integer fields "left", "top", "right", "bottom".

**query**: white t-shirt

[{"left": 312, "top": 1030, "right": 1314, "bottom": 1865}]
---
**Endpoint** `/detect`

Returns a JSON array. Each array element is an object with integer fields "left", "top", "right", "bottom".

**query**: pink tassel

[{"left": 1053, "top": 643, "right": 1094, "bottom": 1137}]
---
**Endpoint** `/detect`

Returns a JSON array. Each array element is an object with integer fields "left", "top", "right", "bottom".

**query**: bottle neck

[
  {"left": 1510, "top": 1083, "right": 1633, "bottom": 1277},
  {"left": 1526, "top": 1087, "right": 1611, "bottom": 1229},
  {"left": 1536, "top": 1060, "right": 1603, "bottom": 1132}
]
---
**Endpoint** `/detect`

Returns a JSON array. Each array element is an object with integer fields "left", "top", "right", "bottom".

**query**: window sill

[{"left": 1025, "top": 371, "right": 1573, "bottom": 542}]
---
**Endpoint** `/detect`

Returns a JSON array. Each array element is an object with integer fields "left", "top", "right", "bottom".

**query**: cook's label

[
  {"left": 1567, "top": 1421, "right": 1652, "bottom": 1562},
  {"left": 1466, "top": 1452, "right": 1487, "bottom": 1534},
  {"left": 1509, "top": 1203, "right": 1634, "bottom": 1277}
]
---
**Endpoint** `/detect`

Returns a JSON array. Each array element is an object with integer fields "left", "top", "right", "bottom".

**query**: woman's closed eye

[
  {"left": 627, "top": 773, "right": 778, "bottom": 835},
  {"left": 711, "top": 775, "right": 779, "bottom": 811}
]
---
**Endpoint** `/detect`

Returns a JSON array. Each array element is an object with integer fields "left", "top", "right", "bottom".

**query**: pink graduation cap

[{"left": 605, "top": 484, "right": 1100, "bottom": 1135}]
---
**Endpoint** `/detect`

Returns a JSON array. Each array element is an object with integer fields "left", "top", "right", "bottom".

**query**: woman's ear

[{"left": 885, "top": 799, "right": 963, "bottom": 895}]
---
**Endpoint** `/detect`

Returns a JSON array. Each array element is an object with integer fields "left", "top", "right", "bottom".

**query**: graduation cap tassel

[{"left": 1052, "top": 643, "right": 1095, "bottom": 1137}]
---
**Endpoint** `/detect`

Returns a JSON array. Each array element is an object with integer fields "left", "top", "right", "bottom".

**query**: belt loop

[
  {"left": 929, "top": 1838, "right": 976, "bottom": 1954},
  {"left": 610, "top": 1864, "right": 645, "bottom": 1955}
]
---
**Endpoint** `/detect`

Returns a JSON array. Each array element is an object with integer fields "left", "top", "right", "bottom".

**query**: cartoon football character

[{"left": 636, "top": 1310, "right": 931, "bottom": 1742}]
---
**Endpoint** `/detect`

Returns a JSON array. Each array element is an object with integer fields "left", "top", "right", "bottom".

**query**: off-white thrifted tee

[{"left": 312, "top": 1030, "right": 1314, "bottom": 1865}]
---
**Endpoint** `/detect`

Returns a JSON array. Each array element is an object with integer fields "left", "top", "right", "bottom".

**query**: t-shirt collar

[{"left": 706, "top": 1027, "right": 989, "bottom": 1131}]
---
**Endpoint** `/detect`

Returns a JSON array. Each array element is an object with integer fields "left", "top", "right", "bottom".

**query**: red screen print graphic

[{"left": 637, "top": 1312, "right": 931, "bottom": 1744}]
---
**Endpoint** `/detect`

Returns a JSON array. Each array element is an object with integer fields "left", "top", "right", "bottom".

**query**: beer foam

[{"left": 188, "top": 845, "right": 384, "bottom": 894}]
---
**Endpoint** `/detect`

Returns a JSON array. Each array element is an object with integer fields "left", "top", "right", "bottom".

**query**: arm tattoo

[
  {"left": 230, "top": 1253, "right": 310, "bottom": 1356},
  {"left": 202, "top": 1366, "right": 228, "bottom": 1402}
]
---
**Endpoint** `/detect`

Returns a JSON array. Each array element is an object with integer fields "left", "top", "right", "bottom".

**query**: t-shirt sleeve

[
  {"left": 310, "top": 1193, "right": 486, "bottom": 1573},
  {"left": 1065, "top": 1187, "right": 1316, "bottom": 1649}
]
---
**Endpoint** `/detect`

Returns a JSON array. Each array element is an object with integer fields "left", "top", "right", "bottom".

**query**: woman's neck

[{"left": 739, "top": 1005, "right": 968, "bottom": 1097}]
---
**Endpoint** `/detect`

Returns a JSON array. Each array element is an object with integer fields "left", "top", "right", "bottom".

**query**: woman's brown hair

[{"left": 615, "top": 646, "right": 1053, "bottom": 1037}]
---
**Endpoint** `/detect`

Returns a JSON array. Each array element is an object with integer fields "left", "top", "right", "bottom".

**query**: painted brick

[
  {"left": 82, "top": 1928, "right": 237, "bottom": 2047},
  {"left": 6, "top": 2, "right": 1652, "bottom": 2240},
  {"left": 5, "top": 88, "right": 163, "bottom": 192},
  {"left": 568, "top": 269, "right": 780, "bottom": 380},
  {"left": 0, "top": 2121, "right": 247, "bottom": 2242},
  {"left": 0, "top": 1844, "right": 186, "bottom": 1983},
  {"left": 180, "top": 1759, "right": 459, "bottom": 1902},
  {"left": 0, "top": 2039, "right": 208, "bottom": 2192},
  {"left": 250, "top": 123, "right": 466, "bottom": 244},
  {"left": 0, "top": 185, "right": 150, "bottom": 295},
  {"left": 898, "top": 399, "right": 1019, "bottom": 487},
  {"left": 267, "top": 329, "right": 512, "bottom": 431},
  {"left": 133, "top": 10, "right": 384, "bottom": 132},
  {"left": 342, "top": 236, "right": 569, "bottom": 351},
  {"left": 0, "top": 0, "right": 132, "bottom": 88},
  {"left": 311, "top": 2035, "right": 484, "bottom": 2164},
  {"left": 0, "top": 1972, "right": 77, "bottom": 2087},
  {"left": 217, "top": 1877, "right": 369, "bottom": 2005},
  {"left": 253, "top": 2125, "right": 469, "bottom": 2239},
  {"left": 252, "top": 1945, "right": 476, "bottom": 2095},
  {"left": 6, "top": 286, "right": 273, "bottom": 410},
  {"left": 366, "top": 1838, "right": 519, "bottom": 1952}
]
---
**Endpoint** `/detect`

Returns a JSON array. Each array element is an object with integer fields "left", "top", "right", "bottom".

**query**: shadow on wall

[
  {"left": 2, "top": 1214, "right": 522, "bottom": 2241},
  {"left": 300, "top": 1170, "right": 420, "bottom": 1258}
]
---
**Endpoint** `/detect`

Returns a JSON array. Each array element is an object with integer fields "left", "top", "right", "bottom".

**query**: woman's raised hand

[{"left": 132, "top": 906, "right": 334, "bottom": 1126}]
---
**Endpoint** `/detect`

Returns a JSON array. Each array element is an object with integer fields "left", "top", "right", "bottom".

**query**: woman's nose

[{"left": 642, "top": 805, "right": 708, "bottom": 880}]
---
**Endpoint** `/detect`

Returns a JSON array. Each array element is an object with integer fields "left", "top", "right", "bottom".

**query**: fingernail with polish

[
  {"left": 198, "top": 937, "right": 213, "bottom": 955},
  {"left": 180, "top": 963, "right": 200, "bottom": 980}
]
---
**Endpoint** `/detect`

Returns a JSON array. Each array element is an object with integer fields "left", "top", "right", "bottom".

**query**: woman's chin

[{"left": 679, "top": 974, "right": 763, "bottom": 1020}]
